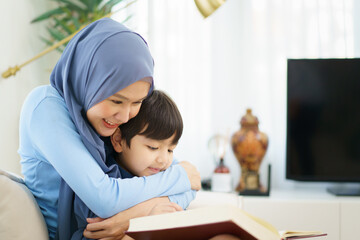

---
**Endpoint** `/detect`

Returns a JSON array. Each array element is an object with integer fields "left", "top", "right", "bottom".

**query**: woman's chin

[{"left": 98, "top": 128, "right": 117, "bottom": 137}]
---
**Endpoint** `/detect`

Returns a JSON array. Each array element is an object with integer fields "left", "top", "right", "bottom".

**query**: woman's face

[{"left": 86, "top": 80, "right": 151, "bottom": 137}]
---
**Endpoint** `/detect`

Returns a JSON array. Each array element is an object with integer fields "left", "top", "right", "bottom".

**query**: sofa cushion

[{"left": 0, "top": 169, "right": 48, "bottom": 240}]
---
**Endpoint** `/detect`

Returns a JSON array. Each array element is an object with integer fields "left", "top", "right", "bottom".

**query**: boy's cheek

[{"left": 165, "top": 159, "right": 173, "bottom": 170}]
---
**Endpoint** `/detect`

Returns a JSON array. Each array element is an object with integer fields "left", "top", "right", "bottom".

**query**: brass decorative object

[
  {"left": 194, "top": 0, "right": 226, "bottom": 18},
  {"left": 231, "top": 109, "right": 269, "bottom": 195}
]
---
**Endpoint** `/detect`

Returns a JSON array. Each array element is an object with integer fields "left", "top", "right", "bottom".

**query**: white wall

[
  {"left": 0, "top": 1, "right": 58, "bottom": 175},
  {"left": 208, "top": 0, "right": 283, "bottom": 190}
]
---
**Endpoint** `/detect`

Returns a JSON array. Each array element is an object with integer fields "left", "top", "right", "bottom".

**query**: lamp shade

[{"left": 194, "top": 0, "right": 226, "bottom": 18}]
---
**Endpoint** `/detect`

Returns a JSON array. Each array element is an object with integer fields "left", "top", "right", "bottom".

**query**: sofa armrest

[{"left": 0, "top": 170, "right": 48, "bottom": 240}]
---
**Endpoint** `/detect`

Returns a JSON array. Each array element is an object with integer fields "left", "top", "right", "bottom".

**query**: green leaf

[
  {"left": 101, "top": 0, "right": 124, "bottom": 13},
  {"left": 84, "top": 0, "right": 97, "bottom": 12},
  {"left": 40, "top": 36, "right": 63, "bottom": 53},
  {"left": 54, "top": 0, "right": 86, "bottom": 12},
  {"left": 121, "top": 14, "right": 132, "bottom": 24},
  {"left": 55, "top": 16, "right": 77, "bottom": 32},
  {"left": 71, "top": 16, "right": 81, "bottom": 29},
  {"left": 47, "top": 26, "right": 66, "bottom": 42},
  {"left": 53, "top": 18, "right": 73, "bottom": 35},
  {"left": 32, "top": 0, "right": 135, "bottom": 53},
  {"left": 40, "top": 36, "right": 54, "bottom": 46},
  {"left": 31, "top": 7, "right": 64, "bottom": 23},
  {"left": 78, "top": 0, "right": 92, "bottom": 7}
]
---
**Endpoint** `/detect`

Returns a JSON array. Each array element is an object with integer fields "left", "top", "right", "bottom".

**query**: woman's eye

[
  {"left": 168, "top": 149, "right": 174, "bottom": 153},
  {"left": 111, "top": 100, "right": 122, "bottom": 104},
  {"left": 133, "top": 101, "right": 142, "bottom": 105},
  {"left": 147, "top": 146, "right": 158, "bottom": 150}
]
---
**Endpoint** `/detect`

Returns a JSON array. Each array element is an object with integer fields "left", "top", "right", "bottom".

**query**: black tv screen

[{"left": 286, "top": 58, "right": 360, "bottom": 183}]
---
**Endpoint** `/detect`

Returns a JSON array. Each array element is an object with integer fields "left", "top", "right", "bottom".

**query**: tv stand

[{"left": 327, "top": 186, "right": 360, "bottom": 196}]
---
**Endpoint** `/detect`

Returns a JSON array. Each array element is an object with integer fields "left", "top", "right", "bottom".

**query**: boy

[{"left": 110, "top": 89, "right": 196, "bottom": 212}]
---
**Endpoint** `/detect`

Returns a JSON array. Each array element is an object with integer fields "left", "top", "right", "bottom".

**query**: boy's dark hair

[{"left": 119, "top": 90, "right": 183, "bottom": 148}]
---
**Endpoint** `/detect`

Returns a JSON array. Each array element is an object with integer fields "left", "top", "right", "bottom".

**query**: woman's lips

[{"left": 102, "top": 119, "right": 119, "bottom": 129}]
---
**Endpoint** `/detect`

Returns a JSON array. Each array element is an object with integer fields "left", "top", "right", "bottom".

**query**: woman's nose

[{"left": 114, "top": 106, "right": 130, "bottom": 124}]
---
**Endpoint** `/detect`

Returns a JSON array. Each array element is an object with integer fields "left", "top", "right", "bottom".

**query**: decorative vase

[{"left": 231, "top": 109, "right": 268, "bottom": 192}]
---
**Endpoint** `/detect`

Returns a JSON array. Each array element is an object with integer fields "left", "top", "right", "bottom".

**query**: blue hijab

[{"left": 50, "top": 18, "right": 154, "bottom": 239}]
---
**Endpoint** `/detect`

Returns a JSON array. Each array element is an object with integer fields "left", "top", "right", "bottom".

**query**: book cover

[{"left": 126, "top": 205, "right": 326, "bottom": 240}]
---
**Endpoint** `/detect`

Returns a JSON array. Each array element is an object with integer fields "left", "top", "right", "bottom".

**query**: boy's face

[{"left": 112, "top": 129, "right": 177, "bottom": 177}]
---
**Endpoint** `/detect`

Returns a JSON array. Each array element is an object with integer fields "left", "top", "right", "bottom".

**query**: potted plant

[{"left": 31, "top": 0, "right": 135, "bottom": 52}]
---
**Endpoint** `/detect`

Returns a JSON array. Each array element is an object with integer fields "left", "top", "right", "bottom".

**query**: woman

[{"left": 19, "top": 18, "right": 200, "bottom": 240}]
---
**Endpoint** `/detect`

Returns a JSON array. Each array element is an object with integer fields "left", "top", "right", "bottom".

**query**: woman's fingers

[
  {"left": 83, "top": 229, "right": 107, "bottom": 239},
  {"left": 84, "top": 228, "right": 125, "bottom": 239},
  {"left": 170, "top": 202, "right": 183, "bottom": 211},
  {"left": 178, "top": 161, "right": 201, "bottom": 190},
  {"left": 87, "top": 217, "right": 104, "bottom": 223},
  {"left": 86, "top": 220, "right": 107, "bottom": 231},
  {"left": 98, "top": 235, "right": 135, "bottom": 240},
  {"left": 84, "top": 216, "right": 129, "bottom": 239},
  {"left": 209, "top": 234, "right": 241, "bottom": 240},
  {"left": 149, "top": 202, "right": 183, "bottom": 215}
]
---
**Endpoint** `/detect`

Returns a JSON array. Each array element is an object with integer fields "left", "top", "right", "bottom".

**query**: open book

[{"left": 126, "top": 205, "right": 326, "bottom": 240}]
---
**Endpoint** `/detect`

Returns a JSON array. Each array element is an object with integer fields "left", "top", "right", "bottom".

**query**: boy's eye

[
  {"left": 168, "top": 149, "right": 174, "bottom": 153},
  {"left": 147, "top": 146, "right": 158, "bottom": 150},
  {"left": 111, "top": 100, "right": 123, "bottom": 104}
]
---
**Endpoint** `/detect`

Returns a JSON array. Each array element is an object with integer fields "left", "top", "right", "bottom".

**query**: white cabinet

[
  {"left": 241, "top": 189, "right": 360, "bottom": 240},
  {"left": 190, "top": 189, "right": 360, "bottom": 240},
  {"left": 340, "top": 201, "right": 360, "bottom": 240}
]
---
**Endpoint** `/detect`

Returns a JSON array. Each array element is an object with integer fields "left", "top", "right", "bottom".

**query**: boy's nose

[{"left": 156, "top": 152, "right": 168, "bottom": 166}]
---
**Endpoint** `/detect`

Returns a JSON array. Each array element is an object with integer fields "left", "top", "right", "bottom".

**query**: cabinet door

[
  {"left": 188, "top": 190, "right": 240, "bottom": 209},
  {"left": 242, "top": 198, "right": 339, "bottom": 240},
  {"left": 341, "top": 201, "right": 360, "bottom": 240}
]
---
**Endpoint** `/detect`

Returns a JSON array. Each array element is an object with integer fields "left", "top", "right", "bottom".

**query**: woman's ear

[{"left": 111, "top": 128, "right": 123, "bottom": 153}]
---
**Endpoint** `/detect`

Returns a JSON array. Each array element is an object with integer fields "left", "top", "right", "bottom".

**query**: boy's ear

[{"left": 111, "top": 128, "right": 123, "bottom": 153}]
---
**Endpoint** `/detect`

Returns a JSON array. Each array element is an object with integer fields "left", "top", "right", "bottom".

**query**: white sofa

[{"left": 0, "top": 169, "right": 48, "bottom": 240}]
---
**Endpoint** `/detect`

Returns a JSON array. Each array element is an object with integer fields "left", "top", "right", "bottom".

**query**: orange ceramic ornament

[{"left": 231, "top": 109, "right": 268, "bottom": 192}]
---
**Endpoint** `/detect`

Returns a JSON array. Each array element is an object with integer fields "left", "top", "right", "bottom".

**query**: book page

[{"left": 279, "top": 230, "right": 325, "bottom": 238}]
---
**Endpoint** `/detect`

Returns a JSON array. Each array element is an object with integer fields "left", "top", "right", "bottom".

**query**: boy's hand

[
  {"left": 178, "top": 161, "right": 201, "bottom": 191},
  {"left": 149, "top": 202, "right": 183, "bottom": 216}
]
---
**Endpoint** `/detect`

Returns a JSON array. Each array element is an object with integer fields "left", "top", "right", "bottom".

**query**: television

[{"left": 286, "top": 58, "right": 360, "bottom": 196}]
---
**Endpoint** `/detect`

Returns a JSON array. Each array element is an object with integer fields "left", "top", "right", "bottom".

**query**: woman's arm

[
  {"left": 29, "top": 95, "right": 199, "bottom": 218},
  {"left": 83, "top": 197, "right": 178, "bottom": 239}
]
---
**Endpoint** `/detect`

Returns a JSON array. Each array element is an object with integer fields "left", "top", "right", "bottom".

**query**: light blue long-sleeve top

[{"left": 19, "top": 85, "right": 194, "bottom": 238}]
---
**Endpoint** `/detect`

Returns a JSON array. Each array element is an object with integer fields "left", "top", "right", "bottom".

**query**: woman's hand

[
  {"left": 84, "top": 197, "right": 171, "bottom": 239},
  {"left": 83, "top": 215, "right": 129, "bottom": 240},
  {"left": 149, "top": 202, "right": 183, "bottom": 216},
  {"left": 179, "top": 161, "right": 201, "bottom": 190}
]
